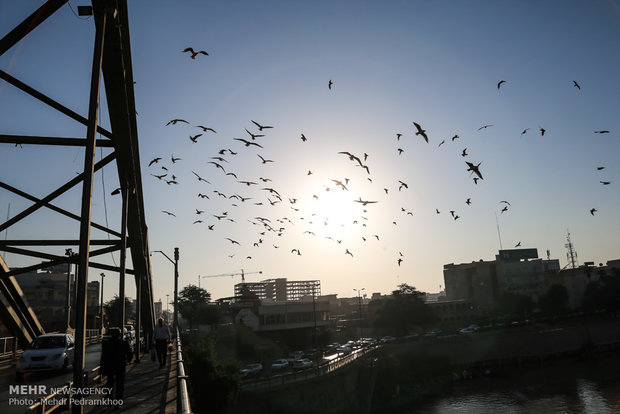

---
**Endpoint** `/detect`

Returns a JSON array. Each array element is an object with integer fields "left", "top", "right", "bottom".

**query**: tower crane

[{"left": 198, "top": 269, "right": 262, "bottom": 289}]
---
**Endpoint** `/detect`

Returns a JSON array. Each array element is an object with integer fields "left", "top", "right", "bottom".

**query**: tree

[
  {"left": 538, "top": 284, "right": 569, "bottom": 316},
  {"left": 177, "top": 285, "right": 211, "bottom": 329},
  {"left": 370, "top": 283, "right": 437, "bottom": 336},
  {"left": 103, "top": 296, "right": 135, "bottom": 328}
]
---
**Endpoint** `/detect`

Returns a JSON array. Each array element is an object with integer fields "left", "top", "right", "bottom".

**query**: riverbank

[{"left": 370, "top": 315, "right": 620, "bottom": 413}]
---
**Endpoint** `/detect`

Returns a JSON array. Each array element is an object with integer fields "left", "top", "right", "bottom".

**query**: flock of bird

[{"left": 141, "top": 46, "right": 613, "bottom": 282}]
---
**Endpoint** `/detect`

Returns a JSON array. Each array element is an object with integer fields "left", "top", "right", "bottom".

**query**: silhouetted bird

[
  {"left": 251, "top": 120, "right": 273, "bottom": 131},
  {"left": 594, "top": 130, "right": 610, "bottom": 134},
  {"left": 328, "top": 80, "right": 333, "bottom": 90},
  {"left": 573, "top": 80, "right": 581, "bottom": 90},
  {"left": 301, "top": 133, "right": 308, "bottom": 142},
  {"left": 590, "top": 208, "right": 597, "bottom": 215},
  {"left": 600, "top": 181, "right": 611, "bottom": 185},
  {"left": 539, "top": 127, "right": 546, "bottom": 136},
  {"left": 478, "top": 124, "right": 493, "bottom": 130},
  {"left": 497, "top": 80, "right": 506, "bottom": 90},
  {"left": 148, "top": 157, "right": 161, "bottom": 166},
  {"left": 189, "top": 134, "right": 202, "bottom": 143},
  {"left": 162, "top": 210, "right": 176, "bottom": 217},
  {"left": 245, "top": 128, "right": 264, "bottom": 140},
  {"left": 466, "top": 161, "right": 483, "bottom": 180},
  {"left": 234, "top": 138, "right": 264, "bottom": 148},
  {"left": 413, "top": 122, "right": 429, "bottom": 143},
  {"left": 515, "top": 242, "right": 521, "bottom": 247},
  {"left": 166, "top": 119, "right": 188, "bottom": 125},
  {"left": 196, "top": 125, "right": 216, "bottom": 133},
  {"left": 182, "top": 47, "right": 208, "bottom": 59}
]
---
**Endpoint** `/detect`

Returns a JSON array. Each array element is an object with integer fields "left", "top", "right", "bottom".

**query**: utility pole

[
  {"left": 153, "top": 248, "right": 179, "bottom": 334},
  {"left": 353, "top": 288, "right": 365, "bottom": 339},
  {"left": 166, "top": 294, "right": 170, "bottom": 324}
]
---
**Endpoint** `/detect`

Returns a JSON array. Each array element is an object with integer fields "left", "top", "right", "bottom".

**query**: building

[
  {"left": 14, "top": 268, "right": 101, "bottom": 332},
  {"left": 443, "top": 248, "right": 560, "bottom": 310},
  {"left": 234, "top": 278, "right": 321, "bottom": 301}
]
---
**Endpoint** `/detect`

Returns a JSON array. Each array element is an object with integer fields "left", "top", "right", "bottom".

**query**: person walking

[
  {"left": 153, "top": 317, "right": 171, "bottom": 368},
  {"left": 100, "top": 327, "right": 133, "bottom": 407}
]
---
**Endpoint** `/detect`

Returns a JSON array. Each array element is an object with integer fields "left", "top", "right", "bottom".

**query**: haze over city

[{"left": 1, "top": 0, "right": 619, "bottom": 305}]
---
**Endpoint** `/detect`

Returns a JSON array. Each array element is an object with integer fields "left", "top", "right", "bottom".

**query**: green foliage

[
  {"left": 582, "top": 267, "right": 620, "bottom": 314},
  {"left": 494, "top": 291, "right": 534, "bottom": 320},
  {"left": 538, "top": 284, "right": 569, "bottom": 316},
  {"left": 183, "top": 334, "right": 241, "bottom": 413},
  {"left": 177, "top": 285, "right": 212, "bottom": 328},
  {"left": 103, "top": 295, "right": 135, "bottom": 327},
  {"left": 370, "top": 284, "right": 436, "bottom": 336}
]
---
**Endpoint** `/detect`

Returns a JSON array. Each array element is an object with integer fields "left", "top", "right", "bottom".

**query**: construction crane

[{"left": 198, "top": 269, "right": 262, "bottom": 289}]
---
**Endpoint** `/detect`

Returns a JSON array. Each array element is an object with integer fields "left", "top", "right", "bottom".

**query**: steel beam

[
  {"left": 72, "top": 3, "right": 106, "bottom": 398},
  {"left": 0, "top": 134, "right": 114, "bottom": 147},
  {"left": 0, "top": 0, "right": 68, "bottom": 57}
]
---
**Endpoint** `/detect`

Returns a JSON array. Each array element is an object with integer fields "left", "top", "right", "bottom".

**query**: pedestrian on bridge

[
  {"left": 153, "top": 317, "right": 171, "bottom": 368},
  {"left": 100, "top": 327, "right": 133, "bottom": 405}
]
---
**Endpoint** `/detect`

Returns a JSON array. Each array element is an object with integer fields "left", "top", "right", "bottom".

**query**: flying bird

[
  {"left": 478, "top": 124, "right": 493, "bottom": 130},
  {"left": 573, "top": 80, "right": 581, "bottom": 90},
  {"left": 520, "top": 128, "right": 530, "bottom": 136},
  {"left": 461, "top": 148, "right": 468, "bottom": 157},
  {"left": 151, "top": 173, "right": 167, "bottom": 180},
  {"left": 396, "top": 133, "right": 403, "bottom": 140},
  {"left": 189, "top": 133, "right": 203, "bottom": 143},
  {"left": 515, "top": 242, "right": 521, "bottom": 247},
  {"left": 245, "top": 128, "right": 265, "bottom": 140},
  {"left": 162, "top": 210, "right": 176, "bottom": 217},
  {"left": 497, "top": 80, "right": 506, "bottom": 90},
  {"left": 182, "top": 47, "right": 208, "bottom": 59},
  {"left": 590, "top": 208, "right": 597, "bottom": 215},
  {"left": 171, "top": 155, "right": 181, "bottom": 164},
  {"left": 301, "top": 133, "right": 308, "bottom": 142},
  {"left": 438, "top": 140, "right": 445, "bottom": 147},
  {"left": 257, "top": 154, "right": 274, "bottom": 164},
  {"left": 397, "top": 148, "right": 404, "bottom": 155},
  {"left": 594, "top": 130, "right": 610, "bottom": 134},
  {"left": 466, "top": 161, "right": 483, "bottom": 180},
  {"left": 196, "top": 125, "right": 216, "bottom": 133},
  {"left": 413, "top": 122, "right": 429, "bottom": 143},
  {"left": 354, "top": 197, "right": 378, "bottom": 206},
  {"left": 328, "top": 80, "right": 333, "bottom": 90},
  {"left": 148, "top": 157, "right": 161, "bottom": 166},
  {"left": 539, "top": 127, "right": 546, "bottom": 136},
  {"left": 397, "top": 258, "right": 403, "bottom": 266},
  {"left": 251, "top": 120, "right": 273, "bottom": 131},
  {"left": 192, "top": 171, "right": 210, "bottom": 183},
  {"left": 166, "top": 119, "right": 188, "bottom": 125},
  {"left": 600, "top": 181, "right": 611, "bottom": 185},
  {"left": 500, "top": 200, "right": 511, "bottom": 206},
  {"left": 345, "top": 249, "right": 353, "bottom": 257},
  {"left": 466, "top": 198, "right": 471, "bottom": 205},
  {"left": 225, "top": 238, "right": 240, "bottom": 245},
  {"left": 234, "top": 138, "right": 264, "bottom": 148},
  {"left": 596, "top": 166, "right": 605, "bottom": 170}
]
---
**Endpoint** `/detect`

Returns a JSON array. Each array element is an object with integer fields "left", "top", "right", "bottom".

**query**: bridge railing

[
  {"left": 240, "top": 344, "right": 380, "bottom": 392},
  {"left": 176, "top": 327, "right": 192, "bottom": 414}
]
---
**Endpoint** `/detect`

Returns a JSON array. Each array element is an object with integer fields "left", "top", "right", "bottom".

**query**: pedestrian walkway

[{"left": 82, "top": 350, "right": 177, "bottom": 414}]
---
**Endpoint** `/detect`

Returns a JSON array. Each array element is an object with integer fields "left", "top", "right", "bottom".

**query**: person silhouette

[
  {"left": 153, "top": 317, "right": 171, "bottom": 368},
  {"left": 100, "top": 327, "right": 133, "bottom": 407}
]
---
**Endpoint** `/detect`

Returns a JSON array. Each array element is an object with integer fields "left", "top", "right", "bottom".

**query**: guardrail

[
  {"left": 26, "top": 364, "right": 102, "bottom": 414},
  {"left": 240, "top": 345, "right": 380, "bottom": 392},
  {"left": 176, "top": 327, "right": 192, "bottom": 414}
]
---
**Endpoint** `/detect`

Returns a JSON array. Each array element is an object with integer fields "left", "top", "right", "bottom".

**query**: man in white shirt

[{"left": 153, "top": 317, "right": 171, "bottom": 368}]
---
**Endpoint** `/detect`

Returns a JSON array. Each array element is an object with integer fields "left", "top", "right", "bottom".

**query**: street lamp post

[
  {"left": 152, "top": 248, "right": 179, "bottom": 333},
  {"left": 353, "top": 288, "right": 365, "bottom": 339},
  {"left": 99, "top": 273, "right": 105, "bottom": 335},
  {"left": 65, "top": 249, "right": 74, "bottom": 332}
]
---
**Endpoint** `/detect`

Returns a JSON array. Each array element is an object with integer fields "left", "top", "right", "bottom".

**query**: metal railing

[
  {"left": 240, "top": 345, "right": 380, "bottom": 392},
  {"left": 26, "top": 365, "right": 102, "bottom": 414},
  {"left": 176, "top": 327, "right": 192, "bottom": 414}
]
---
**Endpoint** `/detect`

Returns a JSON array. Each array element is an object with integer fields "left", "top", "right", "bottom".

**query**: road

[{"left": 0, "top": 343, "right": 102, "bottom": 414}]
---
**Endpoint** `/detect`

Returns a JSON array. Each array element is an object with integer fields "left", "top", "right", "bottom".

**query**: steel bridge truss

[{"left": 0, "top": 0, "right": 154, "bottom": 391}]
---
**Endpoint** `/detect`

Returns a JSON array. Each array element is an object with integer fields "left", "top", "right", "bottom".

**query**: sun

[{"left": 303, "top": 184, "right": 364, "bottom": 239}]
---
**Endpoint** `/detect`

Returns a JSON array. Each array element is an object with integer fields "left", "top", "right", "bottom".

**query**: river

[{"left": 405, "top": 356, "right": 620, "bottom": 413}]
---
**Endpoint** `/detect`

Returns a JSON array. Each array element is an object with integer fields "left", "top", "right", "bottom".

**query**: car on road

[
  {"left": 292, "top": 358, "right": 313, "bottom": 370},
  {"left": 241, "top": 363, "right": 263, "bottom": 377},
  {"left": 270, "top": 359, "right": 290, "bottom": 371},
  {"left": 16, "top": 333, "right": 75, "bottom": 377}
]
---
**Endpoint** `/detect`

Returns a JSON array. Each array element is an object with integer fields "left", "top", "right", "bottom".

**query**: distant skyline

[{"left": 1, "top": 1, "right": 618, "bottom": 305}]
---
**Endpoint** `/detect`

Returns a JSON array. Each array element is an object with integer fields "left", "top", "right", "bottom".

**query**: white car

[
  {"left": 241, "top": 363, "right": 263, "bottom": 377},
  {"left": 16, "top": 334, "right": 75, "bottom": 377},
  {"left": 270, "top": 359, "right": 289, "bottom": 371}
]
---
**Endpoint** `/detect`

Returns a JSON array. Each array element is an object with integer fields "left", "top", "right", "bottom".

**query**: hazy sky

[{"left": 1, "top": 1, "right": 619, "bottom": 306}]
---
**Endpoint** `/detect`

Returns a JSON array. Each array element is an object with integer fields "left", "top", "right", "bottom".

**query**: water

[{"left": 405, "top": 357, "right": 620, "bottom": 413}]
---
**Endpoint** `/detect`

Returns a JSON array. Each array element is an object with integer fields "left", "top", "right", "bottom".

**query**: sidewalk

[{"left": 82, "top": 350, "right": 177, "bottom": 414}]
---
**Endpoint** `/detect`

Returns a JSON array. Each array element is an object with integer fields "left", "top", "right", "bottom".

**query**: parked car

[
  {"left": 292, "top": 358, "right": 313, "bottom": 370},
  {"left": 241, "top": 363, "right": 263, "bottom": 377},
  {"left": 270, "top": 359, "right": 289, "bottom": 371},
  {"left": 380, "top": 336, "right": 396, "bottom": 343},
  {"left": 287, "top": 350, "right": 304, "bottom": 362},
  {"left": 336, "top": 346, "right": 352, "bottom": 356},
  {"left": 16, "top": 333, "right": 75, "bottom": 377}
]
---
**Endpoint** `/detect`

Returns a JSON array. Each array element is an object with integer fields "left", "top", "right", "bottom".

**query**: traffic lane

[{"left": 0, "top": 343, "right": 102, "bottom": 413}]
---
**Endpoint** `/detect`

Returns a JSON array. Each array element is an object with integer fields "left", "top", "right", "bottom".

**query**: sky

[{"left": 1, "top": 1, "right": 619, "bottom": 307}]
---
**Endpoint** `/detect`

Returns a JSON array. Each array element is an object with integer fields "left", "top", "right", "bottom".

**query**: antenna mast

[
  {"left": 565, "top": 230, "right": 578, "bottom": 269},
  {"left": 495, "top": 212, "right": 503, "bottom": 250}
]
